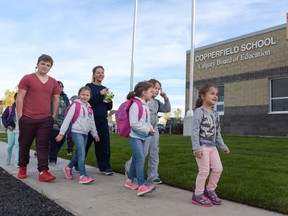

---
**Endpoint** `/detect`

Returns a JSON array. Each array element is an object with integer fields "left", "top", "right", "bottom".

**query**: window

[
  {"left": 270, "top": 77, "right": 288, "bottom": 113},
  {"left": 215, "top": 85, "right": 224, "bottom": 115}
]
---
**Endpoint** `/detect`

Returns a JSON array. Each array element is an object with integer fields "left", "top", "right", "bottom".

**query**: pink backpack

[
  {"left": 116, "top": 98, "right": 143, "bottom": 138},
  {"left": 64, "top": 101, "right": 93, "bottom": 136}
]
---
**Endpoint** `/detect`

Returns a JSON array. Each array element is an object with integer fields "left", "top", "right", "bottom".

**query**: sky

[{"left": 0, "top": 0, "right": 287, "bottom": 117}]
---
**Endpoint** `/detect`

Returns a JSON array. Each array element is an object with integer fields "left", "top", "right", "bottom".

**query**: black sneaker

[
  {"left": 100, "top": 168, "right": 114, "bottom": 175},
  {"left": 152, "top": 178, "right": 162, "bottom": 185}
]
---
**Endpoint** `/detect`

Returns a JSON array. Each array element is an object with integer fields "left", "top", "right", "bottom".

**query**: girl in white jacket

[
  {"left": 124, "top": 81, "right": 156, "bottom": 196},
  {"left": 56, "top": 86, "right": 99, "bottom": 184}
]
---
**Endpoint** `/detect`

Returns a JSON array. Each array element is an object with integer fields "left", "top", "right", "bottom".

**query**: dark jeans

[
  {"left": 49, "top": 129, "right": 66, "bottom": 163},
  {"left": 18, "top": 115, "right": 54, "bottom": 172},
  {"left": 86, "top": 117, "right": 111, "bottom": 171}
]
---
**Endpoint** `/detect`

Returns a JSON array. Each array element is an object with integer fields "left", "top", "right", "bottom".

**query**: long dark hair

[
  {"left": 195, "top": 83, "right": 218, "bottom": 108},
  {"left": 126, "top": 81, "right": 153, "bottom": 99}
]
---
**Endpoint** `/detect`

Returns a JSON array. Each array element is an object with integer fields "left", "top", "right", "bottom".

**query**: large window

[
  {"left": 270, "top": 77, "right": 288, "bottom": 113},
  {"left": 215, "top": 85, "right": 224, "bottom": 115}
]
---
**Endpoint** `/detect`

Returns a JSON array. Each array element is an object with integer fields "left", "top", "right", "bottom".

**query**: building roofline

[{"left": 187, "top": 23, "right": 286, "bottom": 53}]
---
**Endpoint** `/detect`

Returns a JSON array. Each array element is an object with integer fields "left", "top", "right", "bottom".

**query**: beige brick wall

[
  {"left": 188, "top": 27, "right": 288, "bottom": 81},
  {"left": 185, "top": 79, "right": 269, "bottom": 110},
  {"left": 225, "top": 79, "right": 269, "bottom": 107},
  {"left": 185, "top": 25, "right": 288, "bottom": 111}
]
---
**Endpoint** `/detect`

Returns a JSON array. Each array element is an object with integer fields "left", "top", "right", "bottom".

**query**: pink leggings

[{"left": 194, "top": 145, "right": 223, "bottom": 196}]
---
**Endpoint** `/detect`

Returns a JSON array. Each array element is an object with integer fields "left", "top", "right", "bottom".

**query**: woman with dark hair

[{"left": 48, "top": 81, "right": 70, "bottom": 165}]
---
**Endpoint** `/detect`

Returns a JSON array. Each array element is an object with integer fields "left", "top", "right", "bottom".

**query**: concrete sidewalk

[{"left": 0, "top": 141, "right": 281, "bottom": 216}]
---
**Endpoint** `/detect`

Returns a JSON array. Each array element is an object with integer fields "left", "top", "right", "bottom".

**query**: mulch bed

[{"left": 0, "top": 167, "right": 74, "bottom": 216}]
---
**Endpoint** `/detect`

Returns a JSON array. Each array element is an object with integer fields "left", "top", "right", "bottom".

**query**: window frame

[
  {"left": 215, "top": 85, "right": 224, "bottom": 115},
  {"left": 269, "top": 77, "right": 288, "bottom": 114}
]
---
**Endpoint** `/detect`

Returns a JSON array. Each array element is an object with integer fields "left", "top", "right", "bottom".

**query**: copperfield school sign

[{"left": 196, "top": 37, "right": 276, "bottom": 70}]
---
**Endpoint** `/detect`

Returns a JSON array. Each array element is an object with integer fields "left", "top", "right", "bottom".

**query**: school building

[{"left": 185, "top": 21, "right": 288, "bottom": 136}]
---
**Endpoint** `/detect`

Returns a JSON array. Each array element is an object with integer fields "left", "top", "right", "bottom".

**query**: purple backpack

[
  {"left": 116, "top": 98, "right": 143, "bottom": 138},
  {"left": 7, "top": 106, "right": 13, "bottom": 120}
]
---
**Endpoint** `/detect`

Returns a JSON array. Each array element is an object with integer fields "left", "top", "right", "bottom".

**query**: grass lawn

[{"left": 1, "top": 132, "right": 287, "bottom": 214}]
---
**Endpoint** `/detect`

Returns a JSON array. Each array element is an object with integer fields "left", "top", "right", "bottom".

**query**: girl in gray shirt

[{"left": 191, "top": 83, "right": 230, "bottom": 207}]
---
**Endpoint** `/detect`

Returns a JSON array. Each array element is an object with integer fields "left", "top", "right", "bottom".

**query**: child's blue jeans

[
  {"left": 68, "top": 132, "right": 88, "bottom": 176},
  {"left": 127, "top": 136, "right": 145, "bottom": 186}
]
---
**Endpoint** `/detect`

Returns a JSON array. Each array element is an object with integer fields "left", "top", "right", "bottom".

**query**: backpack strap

[
  {"left": 71, "top": 102, "right": 81, "bottom": 123},
  {"left": 132, "top": 98, "right": 144, "bottom": 121},
  {"left": 7, "top": 106, "right": 13, "bottom": 120}
]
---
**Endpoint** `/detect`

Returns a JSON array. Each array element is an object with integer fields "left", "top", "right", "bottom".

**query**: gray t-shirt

[{"left": 148, "top": 98, "right": 171, "bottom": 127}]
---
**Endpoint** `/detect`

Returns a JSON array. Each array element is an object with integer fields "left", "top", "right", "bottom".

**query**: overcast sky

[{"left": 0, "top": 0, "right": 287, "bottom": 116}]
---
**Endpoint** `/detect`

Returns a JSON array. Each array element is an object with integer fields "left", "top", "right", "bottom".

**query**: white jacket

[
  {"left": 129, "top": 97, "right": 153, "bottom": 140},
  {"left": 59, "top": 99, "right": 98, "bottom": 137}
]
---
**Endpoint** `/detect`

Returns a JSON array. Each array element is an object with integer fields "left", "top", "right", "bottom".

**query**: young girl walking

[
  {"left": 56, "top": 86, "right": 99, "bottom": 184},
  {"left": 1, "top": 93, "right": 19, "bottom": 167},
  {"left": 124, "top": 81, "right": 156, "bottom": 196},
  {"left": 191, "top": 83, "right": 230, "bottom": 207},
  {"left": 125, "top": 79, "right": 171, "bottom": 184}
]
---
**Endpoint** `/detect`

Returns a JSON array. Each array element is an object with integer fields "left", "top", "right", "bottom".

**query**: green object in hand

[{"left": 105, "top": 92, "right": 114, "bottom": 100}]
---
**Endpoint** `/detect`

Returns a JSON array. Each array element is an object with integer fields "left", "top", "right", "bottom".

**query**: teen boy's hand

[{"left": 94, "top": 135, "right": 100, "bottom": 142}]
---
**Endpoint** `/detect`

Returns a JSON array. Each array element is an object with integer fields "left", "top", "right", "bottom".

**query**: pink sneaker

[
  {"left": 125, "top": 179, "right": 138, "bottom": 190},
  {"left": 63, "top": 166, "right": 73, "bottom": 180},
  {"left": 79, "top": 175, "right": 94, "bottom": 184},
  {"left": 137, "top": 183, "right": 156, "bottom": 196}
]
